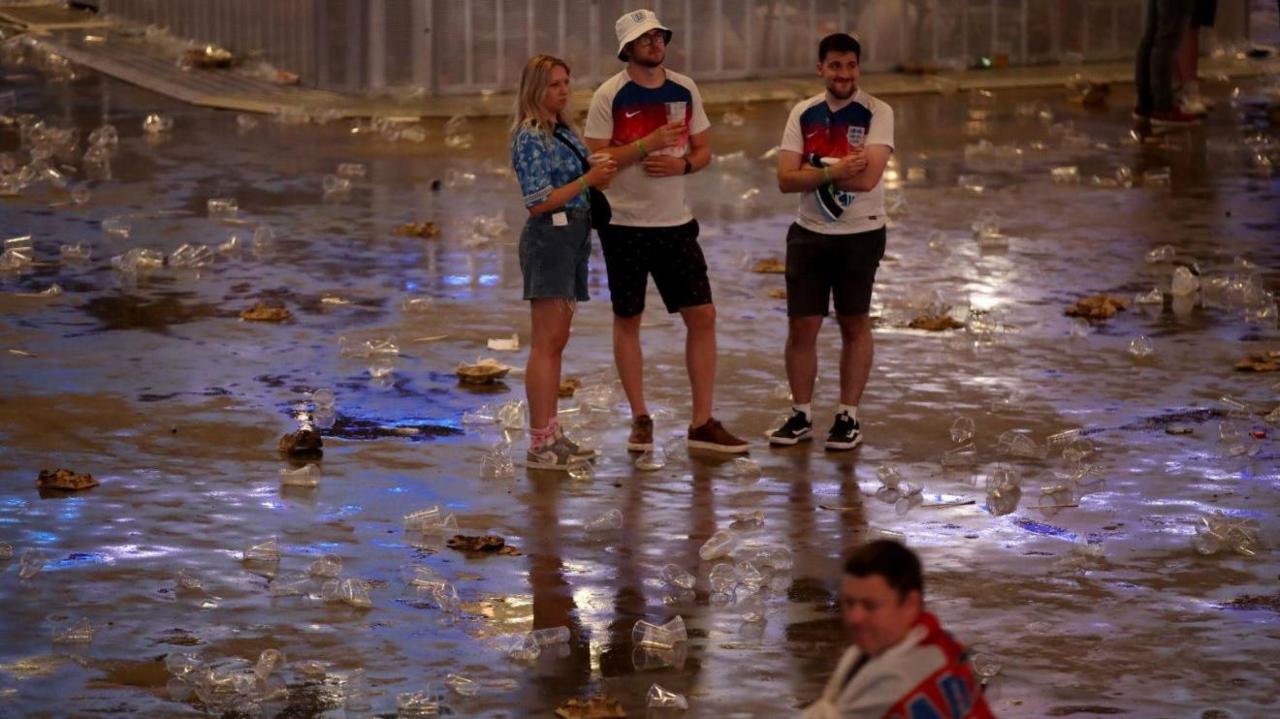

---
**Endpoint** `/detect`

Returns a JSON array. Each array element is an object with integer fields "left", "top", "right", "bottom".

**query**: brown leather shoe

[
  {"left": 627, "top": 414, "right": 654, "bottom": 452},
  {"left": 687, "top": 417, "right": 749, "bottom": 454}
]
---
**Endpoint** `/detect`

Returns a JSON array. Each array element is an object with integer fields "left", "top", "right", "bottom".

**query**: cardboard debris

[
  {"left": 446, "top": 534, "right": 521, "bottom": 556},
  {"left": 555, "top": 696, "right": 626, "bottom": 719},
  {"left": 908, "top": 314, "right": 965, "bottom": 331},
  {"left": 1064, "top": 294, "right": 1128, "bottom": 320},
  {"left": 37, "top": 469, "right": 98, "bottom": 491},
  {"left": 393, "top": 222, "right": 441, "bottom": 239},
  {"left": 558, "top": 378, "right": 581, "bottom": 398},
  {"left": 278, "top": 429, "right": 323, "bottom": 458},
  {"left": 456, "top": 359, "right": 511, "bottom": 385},
  {"left": 1235, "top": 351, "right": 1280, "bottom": 372},
  {"left": 751, "top": 258, "right": 785, "bottom": 274},
  {"left": 241, "top": 302, "right": 292, "bottom": 322}
]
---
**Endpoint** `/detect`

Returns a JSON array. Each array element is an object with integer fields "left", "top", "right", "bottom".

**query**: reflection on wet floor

[{"left": 1, "top": 41, "right": 1279, "bottom": 718}]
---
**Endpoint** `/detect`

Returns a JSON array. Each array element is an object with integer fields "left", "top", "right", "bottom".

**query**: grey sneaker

[
  {"left": 527, "top": 436, "right": 587, "bottom": 471},
  {"left": 554, "top": 424, "right": 598, "bottom": 460}
]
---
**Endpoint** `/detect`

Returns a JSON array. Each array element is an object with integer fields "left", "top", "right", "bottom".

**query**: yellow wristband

[
  {"left": 579, "top": 177, "right": 589, "bottom": 193},
  {"left": 822, "top": 166, "right": 832, "bottom": 184},
  {"left": 636, "top": 140, "right": 648, "bottom": 157}
]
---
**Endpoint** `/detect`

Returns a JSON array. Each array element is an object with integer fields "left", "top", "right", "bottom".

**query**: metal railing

[{"left": 96, "top": 0, "right": 1251, "bottom": 96}]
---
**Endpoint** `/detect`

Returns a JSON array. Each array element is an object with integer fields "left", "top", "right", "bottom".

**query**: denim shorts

[{"left": 518, "top": 208, "right": 591, "bottom": 302}]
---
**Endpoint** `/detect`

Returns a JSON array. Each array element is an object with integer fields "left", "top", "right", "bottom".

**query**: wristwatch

[{"left": 682, "top": 158, "right": 693, "bottom": 175}]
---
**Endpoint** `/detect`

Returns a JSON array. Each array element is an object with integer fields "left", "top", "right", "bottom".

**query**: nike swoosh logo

[
  {"left": 624, "top": 110, "right": 642, "bottom": 119},
  {"left": 804, "top": 130, "right": 821, "bottom": 139}
]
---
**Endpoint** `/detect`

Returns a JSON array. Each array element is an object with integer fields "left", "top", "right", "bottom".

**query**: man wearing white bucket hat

[{"left": 585, "top": 9, "right": 749, "bottom": 455}]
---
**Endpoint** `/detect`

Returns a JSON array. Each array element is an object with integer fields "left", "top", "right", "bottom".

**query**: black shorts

[
  {"left": 598, "top": 220, "right": 712, "bottom": 317},
  {"left": 785, "top": 223, "right": 886, "bottom": 317}
]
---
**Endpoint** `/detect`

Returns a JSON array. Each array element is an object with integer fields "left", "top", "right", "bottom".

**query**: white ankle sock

[
  {"left": 792, "top": 403, "right": 812, "bottom": 418},
  {"left": 837, "top": 404, "right": 858, "bottom": 420}
]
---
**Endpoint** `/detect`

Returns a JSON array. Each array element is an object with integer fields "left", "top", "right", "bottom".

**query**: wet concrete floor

[{"left": 1, "top": 53, "right": 1279, "bottom": 718}]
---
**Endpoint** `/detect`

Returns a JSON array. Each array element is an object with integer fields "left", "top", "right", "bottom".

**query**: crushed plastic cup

[
  {"left": 111, "top": 247, "right": 164, "bottom": 273},
  {"left": 312, "top": 388, "right": 336, "bottom": 409},
  {"left": 495, "top": 399, "right": 526, "bottom": 429},
  {"left": 507, "top": 632, "right": 541, "bottom": 663},
  {"left": 336, "top": 162, "right": 367, "bottom": 179},
  {"left": 895, "top": 490, "right": 924, "bottom": 516},
  {"left": 866, "top": 527, "right": 906, "bottom": 543},
  {"left": 19, "top": 549, "right": 47, "bottom": 579},
  {"left": 632, "top": 616, "right": 687, "bottom": 649},
  {"left": 1145, "top": 244, "right": 1175, "bottom": 264},
  {"left": 1128, "top": 336, "right": 1154, "bottom": 359},
  {"left": 168, "top": 243, "right": 215, "bottom": 269},
  {"left": 950, "top": 416, "right": 976, "bottom": 443},
  {"left": 531, "top": 626, "right": 570, "bottom": 646},
  {"left": 941, "top": 443, "right": 978, "bottom": 468},
  {"left": 738, "top": 594, "right": 766, "bottom": 623},
  {"left": 325, "top": 578, "right": 372, "bottom": 608},
  {"left": 635, "top": 448, "right": 667, "bottom": 471},
  {"left": 142, "top": 113, "right": 173, "bottom": 134},
  {"left": 400, "top": 296, "right": 435, "bottom": 313},
  {"left": 59, "top": 242, "right": 90, "bottom": 261},
  {"left": 729, "top": 510, "right": 764, "bottom": 529},
  {"left": 1170, "top": 266, "right": 1200, "bottom": 296},
  {"left": 660, "top": 563, "right": 696, "bottom": 590},
  {"left": 242, "top": 537, "right": 281, "bottom": 564},
  {"left": 251, "top": 224, "right": 275, "bottom": 257},
  {"left": 101, "top": 216, "right": 131, "bottom": 239},
  {"left": 279, "top": 463, "right": 320, "bottom": 487},
  {"left": 708, "top": 563, "right": 737, "bottom": 594},
  {"left": 698, "top": 529, "right": 738, "bottom": 560},
  {"left": 1135, "top": 288, "right": 1163, "bottom": 305},
  {"left": 567, "top": 462, "right": 595, "bottom": 481},
  {"left": 735, "top": 561, "right": 767, "bottom": 593},
  {"left": 729, "top": 457, "right": 761, "bottom": 478},
  {"left": 445, "top": 673, "right": 478, "bottom": 697},
  {"left": 585, "top": 508, "right": 623, "bottom": 533},
  {"left": 647, "top": 683, "right": 689, "bottom": 710},
  {"left": 1050, "top": 165, "right": 1079, "bottom": 184},
  {"left": 52, "top": 617, "right": 94, "bottom": 644},
  {"left": 368, "top": 357, "right": 396, "bottom": 379},
  {"left": 322, "top": 175, "right": 352, "bottom": 195},
  {"left": 397, "top": 690, "right": 439, "bottom": 717},
  {"left": 971, "top": 653, "right": 1002, "bottom": 681},
  {"left": 254, "top": 649, "right": 285, "bottom": 680},
  {"left": 69, "top": 185, "right": 90, "bottom": 205},
  {"left": 997, "top": 431, "right": 1047, "bottom": 459},
  {"left": 176, "top": 568, "right": 204, "bottom": 591},
  {"left": 876, "top": 465, "right": 902, "bottom": 489},
  {"left": 309, "top": 554, "right": 343, "bottom": 578},
  {"left": 482, "top": 441, "right": 516, "bottom": 479},
  {"left": 206, "top": 198, "right": 238, "bottom": 218}
]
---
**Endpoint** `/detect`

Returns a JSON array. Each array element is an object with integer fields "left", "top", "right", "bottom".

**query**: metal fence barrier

[{"left": 96, "top": 0, "right": 1252, "bottom": 96}]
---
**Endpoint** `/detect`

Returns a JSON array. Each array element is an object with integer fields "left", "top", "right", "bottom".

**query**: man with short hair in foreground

[{"left": 802, "top": 540, "right": 994, "bottom": 718}]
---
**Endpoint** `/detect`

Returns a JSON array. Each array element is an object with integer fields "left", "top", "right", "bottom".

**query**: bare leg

[
  {"left": 527, "top": 299, "right": 574, "bottom": 432},
  {"left": 836, "top": 313, "right": 873, "bottom": 406},
  {"left": 785, "top": 315, "right": 825, "bottom": 405},
  {"left": 612, "top": 313, "right": 648, "bottom": 419},
  {"left": 679, "top": 303, "right": 717, "bottom": 427}
]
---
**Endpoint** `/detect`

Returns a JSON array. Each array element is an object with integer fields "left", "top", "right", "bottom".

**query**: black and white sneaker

[
  {"left": 825, "top": 413, "right": 862, "bottom": 451},
  {"left": 767, "top": 410, "right": 813, "bottom": 446}
]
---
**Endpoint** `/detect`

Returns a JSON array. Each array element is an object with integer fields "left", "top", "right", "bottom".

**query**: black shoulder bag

[{"left": 552, "top": 129, "right": 612, "bottom": 230}]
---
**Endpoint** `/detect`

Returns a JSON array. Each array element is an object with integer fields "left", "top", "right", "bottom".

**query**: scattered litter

[
  {"left": 909, "top": 314, "right": 965, "bottom": 331},
  {"left": 633, "top": 616, "right": 687, "bottom": 649},
  {"left": 457, "top": 358, "right": 511, "bottom": 385},
  {"left": 698, "top": 529, "right": 737, "bottom": 560},
  {"left": 1064, "top": 295, "right": 1128, "bottom": 320},
  {"left": 446, "top": 534, "right": 521, "bottom": 555},
  {"left": 241, "top": 301, "right": 292, "bottom": 322},
  {"left": 393, "top": 222, "right": 441, "bottom": 238},
  {"left": 487, "top": 333, "right": 520, "bottom": 351},
  {"left": 558, "top": 378, "right": 581, "bottom": 397},
  {"left": 555, "top": 695, "right": 626, "bottom": 719},
  {"left": 1234, "top": 351, "right": 1280, "bottom": 372},
  {"left": 278, "top": 463, "right": 320, "bottom": 487},
  {"left": 52, "top": 618, "right": 95, "bottom": 645},
  {"left": 1129, "top": 336, "right": 1154, "bottom": 359},
  {"left": 278, "top": 429, "right": 323, "bottom": 458},
  {"left": 585, "top": 508, "right": 623, "bottom": 533},
  {"left": 751, "top": 258, "right": 785, "bottom": 274},
  {"left": 1192, "top": 511, "right": 1259, "bottom": 557},
  {"left": 647, "top": 683, "right": 689, "bottom": 710},
  {"left": 18, "top": 550, "right": 46, "bottom": 579},
  {"left": 36, "top": 468, "right": 98, "bottom": 491},
  {"left": 660, "top": 564, "right": 696, "bottom": 590}
]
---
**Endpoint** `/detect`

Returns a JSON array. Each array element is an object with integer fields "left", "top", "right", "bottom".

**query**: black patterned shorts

[{"left": 598, "top": 220, "right": 712, "bottom": 317}]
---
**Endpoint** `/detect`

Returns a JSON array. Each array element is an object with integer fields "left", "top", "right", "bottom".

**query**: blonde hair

[{"left": 511, "top": 54, "right": 575, "bottom": 139}]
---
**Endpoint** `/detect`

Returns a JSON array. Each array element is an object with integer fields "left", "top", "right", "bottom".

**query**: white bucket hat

[{"left": 615, "top": 9, "right": 672, "bottom": 61}]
